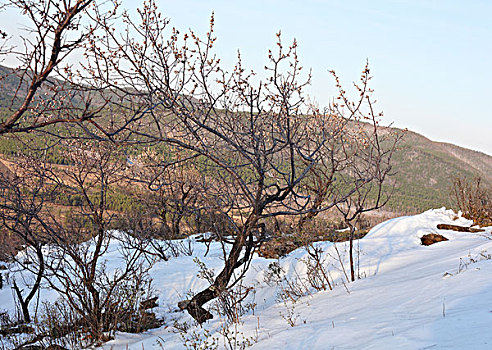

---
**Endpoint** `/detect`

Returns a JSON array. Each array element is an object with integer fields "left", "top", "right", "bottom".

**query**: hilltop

[{"left": 388, "top": 130, "right": 492, "bottom": 212}]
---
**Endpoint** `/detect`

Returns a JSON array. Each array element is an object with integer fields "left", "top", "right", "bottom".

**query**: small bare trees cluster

[
  {"left": 0, "top": 140, "right": 158, "bottom": 345},
  {"left": 0, "top": 0, "right": 401, "bottom": 334},
  {"left": 127, "top": 146, "right": 220, "bottom": 240}
]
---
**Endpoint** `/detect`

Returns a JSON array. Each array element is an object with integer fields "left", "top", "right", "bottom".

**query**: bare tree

[
  {"left": 296, "top": 65, "right": 403, "bottom": 282},
  {"left": 332, "top": 98, "right": 402, "bottom": 281},
  {"left": 38, "top": 141, "right": 157, "bottom": 343},
  {"left": 0, "top": 157, "right": 56, "bottom": 323},
  {"left": 79, "top": 1, "right": 402, "bottom": 323}
]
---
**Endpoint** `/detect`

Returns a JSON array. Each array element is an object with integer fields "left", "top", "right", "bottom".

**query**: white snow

[{"left": 1, "top": 208, "right": 491, "bottom": 349}]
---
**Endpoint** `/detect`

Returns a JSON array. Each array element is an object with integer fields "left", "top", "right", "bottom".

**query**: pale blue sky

[{"left": 2, "top": 1, "right": 491, "bottom": 154}]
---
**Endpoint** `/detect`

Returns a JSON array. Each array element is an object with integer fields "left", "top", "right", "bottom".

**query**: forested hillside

[{"left": 1, "top": 64, "right": 490, "bottom": 214}]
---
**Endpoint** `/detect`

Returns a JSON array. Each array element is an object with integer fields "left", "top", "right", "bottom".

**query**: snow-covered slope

[
  {"left": 245, "top": 209, "right": 492, "bottom": 349},
  {"left": 2, "top": 209, "right": 492, "bottom": 349},
  {"left": 102, "top": 208, "right": 492, "bottom": 349}
]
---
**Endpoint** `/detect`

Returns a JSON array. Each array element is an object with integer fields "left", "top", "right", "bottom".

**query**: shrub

[{"left": 452, "top": 177, "right": 492, "bottom": 226}]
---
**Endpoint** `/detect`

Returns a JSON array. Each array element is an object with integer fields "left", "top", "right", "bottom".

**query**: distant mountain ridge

[
  {"left": 1, "top": 64, "right": 491, "bottom": 213},
  {"left": 434, "top": 139, "right": 492, "bottom": 178},
  {"left": 387, "top": 130, "right": 491, "bottom": 212}
]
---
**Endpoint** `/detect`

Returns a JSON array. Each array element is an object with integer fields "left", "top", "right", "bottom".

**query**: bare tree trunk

[
  {"left": 180, "top": 215, "right": 257, "bottom": 323},
  {"left": 12, "top": 245, "right": 44, "bottom": 323},
  {"left": 349, "top": 224, "right": 355, "bottom": 282}
]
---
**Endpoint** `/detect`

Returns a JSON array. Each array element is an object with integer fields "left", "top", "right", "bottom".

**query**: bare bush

[
  {"left": 302, "top": 244, "right": 333, "bottom": 291},
  {"left": 452, "top": 177, "right": 491, "bottom": 226}
]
